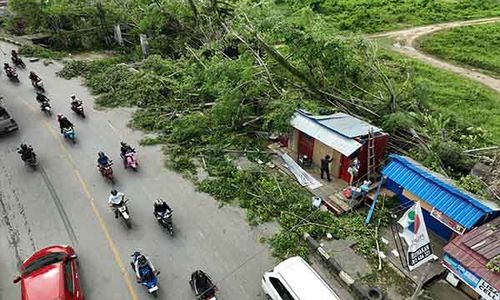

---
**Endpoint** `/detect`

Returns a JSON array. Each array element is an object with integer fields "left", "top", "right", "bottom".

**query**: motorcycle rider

[
  {"left": 97, "top": 152, "right": 112, "bottom": 169},
  {"left": 70, "top": 94, "right": 82, "bottom": 110},
  {"left": 29, "top": 71, "right": 41, "bottom": 85},
  {"left": 4, "top": 63, "right": 14, "bottom": 76},
  {"left": 57, "top": 113, "right": 73, "bottom": 133},
  {"left": 192, "top": 270, "right": 211, "bottom": 293},
  {"left": 17, "top": 144, "right": 35, "bottom": 161},
  {"left": 36, "top": 92, "right": 49, "bottom": 104},
  {"left": 153, "top": 198, "right": 172, "bottom": 216},
  {"left": 108, "top": 189, "right": 125, "bottom": 218},
  {"left": 120, "top": 141, "right": 135, "bottom": 158},
  {"left": 132, "top": 252, "right": 158, "bottom": 283},
  {"left": 11, "top": 50, "right": 19, "bottom": 61}
]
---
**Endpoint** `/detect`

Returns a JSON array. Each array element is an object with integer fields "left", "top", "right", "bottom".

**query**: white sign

[
  {"left": 398, "top": 202, "right": 435, "bottom": 270},
  {"left": 477, "top": 279, "right": 499, "bottom": 300}
]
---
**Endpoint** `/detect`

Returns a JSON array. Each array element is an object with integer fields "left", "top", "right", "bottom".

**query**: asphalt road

[
  {"left": 0, "top": 41, "right": 279, "bottom": 300},
  {"left": 0, "top": 41, "right": 354, "bottom": 300}
]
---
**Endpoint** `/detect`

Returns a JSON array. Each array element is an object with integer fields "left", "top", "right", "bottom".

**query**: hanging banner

[
  {"left": 398, "top": 202, "right": 434, "bottom": 270},
  {"left": 430, "top": 207, "right": 466, "bottom": 235}
]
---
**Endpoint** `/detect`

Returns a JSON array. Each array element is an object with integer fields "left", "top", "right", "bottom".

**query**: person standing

[{"left": 320, "top": 155, "right": 333, "bottom": 181}]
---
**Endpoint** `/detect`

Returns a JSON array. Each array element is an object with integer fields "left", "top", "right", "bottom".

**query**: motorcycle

[
  {"left": 155, "top": 210, "right": 174, "bottom": 236},
  {"left": 18, "top": 149, "right": 38, "bottom": 170},
  {"left": 6, "top": 69, "right": 19, "bottom": 82},
  {"left": 130, "top": 252, "right": 160, "bottom": 297},
  {"left": 123, "top": 150, "right": 138, "bottom": 171},
  {"left": 11, "top": 56, "right": 25, "bottom": 68},
  {"left": 71, "top": 103, "right": 85, "bottom": 118},
  {"left": 99, "top": 162, "right": 115, "bottom": 184},
  {"left": 189, "top": 270, "right": 217, "bottom": 300},
  {"left": 31, "top": 78, "right": 45, "bottom": 92},
  {"left": 25, "top": 155, "right": 38, "bottom": 170},
  {"left": 40, "top": 100, "right": 51, "bottom": 116},
  {"left": 114, "top": 199, "right": 131, "bottom": 228},
  {"left": 62, "top": 127, "right": 76, "bottom": 144}
]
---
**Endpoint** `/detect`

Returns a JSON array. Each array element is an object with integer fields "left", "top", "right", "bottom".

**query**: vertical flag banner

[{"left": 398, "top": 202, "right": 434, "bottom": 270}]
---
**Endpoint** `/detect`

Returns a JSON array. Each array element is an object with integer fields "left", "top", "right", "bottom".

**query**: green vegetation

[
  {"left": 281, "top": 0, "right": 500, "bottom": 33},
  {"left": 486, "top": 255, "right": 500, "bottom": 273},
  {"left": 6, "top": 0, "right": 500, "bottom": 275},
  {"left": 381, "top": 51, "right": 500, "bottom": 146},
  {"left": 419, "top": 23, "right": 500, "bottom": 77},
  {"left": 18, "top": 45, "right": 66, "bottom": 59}
]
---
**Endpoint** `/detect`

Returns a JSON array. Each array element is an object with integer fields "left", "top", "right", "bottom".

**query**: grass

[
  {"left": 278, "top": 0, "right": 500, "bottom": 33},
  {"left": 418, "top": 22, "right": 500, "bottom": 77},
  {"left": 380, "top": 50, "right": 500, "bottom": 144},
  {"left": 18, "top": 45, "right": 67, "bottom": 59}
]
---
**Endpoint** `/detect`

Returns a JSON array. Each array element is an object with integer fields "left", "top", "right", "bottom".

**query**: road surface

[
  {"left": 0, "top": 41, "right": 353, "bottom": 300},
  {"left": 0, "top": 41, "right": 280, "bottom": 300},
  {"left": 370, "top": 17, "right": 500, "bottom": 92}
]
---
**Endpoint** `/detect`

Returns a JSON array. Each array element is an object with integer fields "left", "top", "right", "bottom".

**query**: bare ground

[{"left": 369, "top": 17, "right": 500, "bottom": 92}]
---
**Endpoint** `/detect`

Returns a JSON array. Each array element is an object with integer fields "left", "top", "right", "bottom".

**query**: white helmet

[{"left": 155, "top": 198, "right": 165, "bottom": 206}]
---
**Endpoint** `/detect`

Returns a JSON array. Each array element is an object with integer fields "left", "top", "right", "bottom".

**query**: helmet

[
  {"left": 30, "top": 71, "right": 35, "bottom": 75},
  {"left": 70, "top": 94, "right": 76, "bottom": 99},
  {"left": 138, "top": 255, "right": 147, "bottom": 267},
  {"left": 120, "top": 141, "right": 126, "bottom": 147},
  {"left": 4, "top": 63, "right": 8, "bottom": 67},
  {"left": 57, "top": 113, "right": 63, "bottom": 120},
  {"left": 98, "top": 151, "right": 105, "bottom": 157},
  {"left": 111, "top": 189, "right": 118, "bottom": 196},
  {"left": 20, "top": 144, "right": 27, "bottom": 150},
  {"left": 196, "top": 271, "right": 205, "bottom": 279},
  {"left": 155, "top": 198, "right": 165, "bottom": 206}
]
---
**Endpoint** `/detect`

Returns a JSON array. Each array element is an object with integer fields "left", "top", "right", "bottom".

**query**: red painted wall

[
  {"left": 339, "top": 133, "right": 389, "bottom": 183},
  {"left": 298, "top": 131, "right": 315, "bottom": 159}
]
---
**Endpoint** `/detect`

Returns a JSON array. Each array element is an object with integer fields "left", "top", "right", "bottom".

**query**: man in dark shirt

[{"left": 320, "top": 155, "right": 333, "bottom": 181}]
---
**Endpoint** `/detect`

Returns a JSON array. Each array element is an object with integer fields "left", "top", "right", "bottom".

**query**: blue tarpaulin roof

[{"left": 382, "top": 154, "right": 499, "bottom": 229}]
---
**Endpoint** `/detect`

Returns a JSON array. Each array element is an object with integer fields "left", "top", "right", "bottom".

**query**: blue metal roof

[{"left": 382, "top": 154, "right": 498, "bottom": 229}]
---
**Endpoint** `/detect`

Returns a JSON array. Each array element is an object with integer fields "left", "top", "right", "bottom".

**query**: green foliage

[
  {"left": 18, "top": 45, "right": 65, "bottom": 59},
  {"left": 381, "top": 51, "right": 500, "bottom": 144},
  {"left": 277, "top": 0, "right": 500, "bottom": 33},
  {"left": 47, "top": 0, "right": 499, "bottom": 263},
  {"left": 419, "top": 23, "right": 500, "bottom": 77},
  {"left": 197, "top": 157, "right": 391, "bottom": 259},
  {"left": 139, "top": 136, "right": 165, "bottom": 145},
  {"left": 457, "top": 175, "right": 489, "bottom": 199},
  {"left": 57, "top": 60, "right": 93, "bottom": 79},
  {"left": 486, "top": 256, "right": 500, "bottom": 273}
]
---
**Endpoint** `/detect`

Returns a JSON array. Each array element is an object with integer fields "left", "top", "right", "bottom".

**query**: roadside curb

[
  {"left": 0, "top": 36, "right": 23, "bottom": 46},
  {"left": 304, "top": 233, "right": 384, "bottom": 300}
]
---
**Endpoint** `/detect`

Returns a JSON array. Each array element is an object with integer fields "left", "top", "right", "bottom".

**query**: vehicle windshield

[{"left": 22, "top": 252, "right": 66, "bottom": 276}]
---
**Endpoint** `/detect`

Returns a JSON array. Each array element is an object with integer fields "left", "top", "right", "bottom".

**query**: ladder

[{"left": 367, "top": 127, "right": 376, "bottom": 180}]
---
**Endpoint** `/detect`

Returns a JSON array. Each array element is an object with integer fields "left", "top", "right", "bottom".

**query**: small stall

[
  {"left": 382, "top": 154, "right": 499, "bottom": 241},
  {"left": 287, "top": 110, "right": 388, "bottom": 183},
  {"left": 442, "top": 217, "right": 499, "bottom": 300}
]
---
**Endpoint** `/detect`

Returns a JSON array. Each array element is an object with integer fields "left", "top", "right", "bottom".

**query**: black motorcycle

[
  {"left": 6, "top": 69, "right": 19, "bottom": 82},
  {"left": 189, "top": 270, "right": 217, "bottom": 300},
  {"left": 155, "top": 210, "right": 174, "bottom": 236},
  {"left": 71, "top": 102, "right": 85, "bottom": 118},
  {"left": 18, "top": 148, "right": 38, "bottom": 170},
  {"left": 40, "top": 100, "right": 52, "bottom": 116},
  {"left": 11, "top": 56, "right": 26, "bottom": 69}
]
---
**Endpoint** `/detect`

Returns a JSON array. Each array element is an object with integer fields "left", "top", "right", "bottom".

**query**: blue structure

[{"left": 382, "top": 155, "right": 499, "bottom": 241}]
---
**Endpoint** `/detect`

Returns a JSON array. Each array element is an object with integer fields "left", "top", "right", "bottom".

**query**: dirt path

[{"left": 369, "top": 17, "right": 500, "bottom": 92}]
